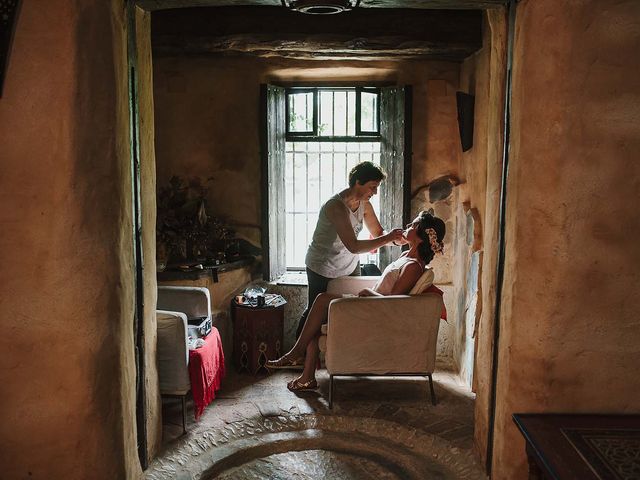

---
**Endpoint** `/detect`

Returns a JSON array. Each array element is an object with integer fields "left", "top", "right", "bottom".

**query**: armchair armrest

[
  {"left": 156, "top": 310, "right": 191, "bottom": 395},
  {"left": 325, "top": 293, "right": 443, "bottom": 375},
  {"left": 327, "top": 276, "right": 379, "bottom": 295},
  {"left": 157, "top": 286, "right": 211, "bottom": 321}
]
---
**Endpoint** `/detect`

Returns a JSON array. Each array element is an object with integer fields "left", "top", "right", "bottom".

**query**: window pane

[
  {"left": 360, "top": 91, "right": 378, "bottom": 132},
  {"left": 307, "top": 153, "right": 320, "bottom": 212},
  {"left": 319, "top": 91, "right": 333, "bottom": 136},
  {"left": 285, "top": 151, "right": 294, "bottom": 210},
  {"left": 320, "top": 152, "right": 334, "bottom": 200},
  {"left": 333, "top": 152, "right": 347, "bottom": 191},
  {"left": 333, "top": 91, "right": 347, "bottom": 136},
  {"left": 288, "top": 92, "right": 313, "bottom": 133},
  {"left": 286, "top": 213, "right": 295, "bottom": 267},
  {"left": 284, "top": 140, "right": 382, "bottom": 269},
  {"left": 294, "top": 153, "right": 307, "bottom": 212},
  {"left": 347, "top": 91, "right": 356, "bottom": 136},
  {"left": 292, "top": 214, "right": 307, "bottom": 267}
]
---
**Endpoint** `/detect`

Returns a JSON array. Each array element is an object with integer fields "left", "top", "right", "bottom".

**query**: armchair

[
  {"left": 319, "top": 272, "right": 443, "bottom": 408},
  {"left": 156, "top": 286, "right": 212, "bottom": 434}
]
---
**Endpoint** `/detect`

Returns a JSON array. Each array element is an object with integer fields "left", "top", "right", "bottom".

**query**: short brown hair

[{"left": 348, "top": 161, "right": 386, "bottom": 187}]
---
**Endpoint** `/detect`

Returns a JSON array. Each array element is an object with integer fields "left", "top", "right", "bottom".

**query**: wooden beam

[
  {"left": 138, "top": 0, "right": 505, "bottom": 11},
  {"left": 153, "top": 34, "right": 480, "bottom": 60},
  {"left": 151, "top": 6, "right": 483, "bottom": 61}
]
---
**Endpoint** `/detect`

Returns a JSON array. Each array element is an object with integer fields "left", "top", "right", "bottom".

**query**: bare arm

[
  {"left": 358, "top": 260, "right": 423, "bottom": 297},
  {"left": 389, "top": 261, "right": 424, "bottom": 295},
  {"left": 363, "top": 201, "right": 384, "bottom": 237},
  {"left": 363, "top": 201, "right": 408, "bottom": 246},
  {"left": 326, "top": 200, "right": 403, "bottom": 254}
]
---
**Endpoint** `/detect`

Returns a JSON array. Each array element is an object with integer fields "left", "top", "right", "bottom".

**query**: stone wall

[
  {"left": 0, "top": 0, "right": 141, "bottom": 478},
  {"left": 491, "top": 0, "right": 640, "bottom": 477}
]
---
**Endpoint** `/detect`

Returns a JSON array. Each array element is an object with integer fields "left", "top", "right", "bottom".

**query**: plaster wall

[
  {"left": 0, "top": 0, "right": 140, "bottom": 478},
  {"left": 492, "top": 0, "right": 640, "bottom": 477},
  {"left": 136, "top": 7, "right": 162, "bottom": 461},
  {"left": 454, "top": 9, "right": 508, "bottom": 463}
]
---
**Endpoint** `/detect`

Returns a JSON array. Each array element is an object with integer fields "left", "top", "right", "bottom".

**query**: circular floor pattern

[
  {"left": 145, "top": 415, "right": 485, "bottom": 480},
  {"left": 216, "top": 449, "right": 407, "bottom": 480}
]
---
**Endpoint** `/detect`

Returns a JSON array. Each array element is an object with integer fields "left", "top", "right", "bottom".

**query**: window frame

[
  {"left": 355, "top": 86, "right": 381, "bottom": 136},
  {"left": 285, "top": 86, "right": 381, "bottom": 142}
]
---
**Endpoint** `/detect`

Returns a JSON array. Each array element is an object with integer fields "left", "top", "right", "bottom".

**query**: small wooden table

[
  {"left": 230, "top": 298, "right": 286, "bottom": 375},
  {"left": 512, "top": 413, "right": 640, "bottom": 479}
]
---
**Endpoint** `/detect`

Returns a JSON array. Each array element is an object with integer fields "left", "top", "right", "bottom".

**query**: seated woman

[{"left": 266, "top": 210, "right": 446, "bottom": 392}]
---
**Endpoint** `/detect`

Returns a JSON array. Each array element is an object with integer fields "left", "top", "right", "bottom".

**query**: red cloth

[
  {"left": 424, "top": 284, "right": 447, "bottom": 321},
  {"left": 188, "top": 327, "right": 225, "bottom": 420}
]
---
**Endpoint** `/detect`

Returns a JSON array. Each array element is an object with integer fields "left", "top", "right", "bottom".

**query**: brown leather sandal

[
  {"left": 287, "top": 378, "right": 318, "bottom": 392},
  {"left": 266, "top": 354, "right": 304, "bottom": 370}
]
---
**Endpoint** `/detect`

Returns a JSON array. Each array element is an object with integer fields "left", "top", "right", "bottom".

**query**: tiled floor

[{"left": 147, "top": 367, "right": 485, "bottom": 479}]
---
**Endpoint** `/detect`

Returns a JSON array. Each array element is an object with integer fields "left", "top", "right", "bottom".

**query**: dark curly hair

[
  {"left": 414, "top": 210, "right": 446, "bottom": 264},
  {"left": 348, "top": 161, "right": 386, "bottom": 187}
]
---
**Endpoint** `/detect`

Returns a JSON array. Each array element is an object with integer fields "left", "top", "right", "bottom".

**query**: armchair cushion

[
  {"left": 156, "top": 310, "right": 191, "bottom": 395},
  {"left": 323, "top": 293, "right": 443, "bottom": 375},
  {"left": 158, "top": 286, "right": 212, "bottom": 337},
  {"left": 157, "top": 286, "right": 211, "bottom": 322},
  {"left": 408, "top": 267, "right": 435, "bottom": 295}
]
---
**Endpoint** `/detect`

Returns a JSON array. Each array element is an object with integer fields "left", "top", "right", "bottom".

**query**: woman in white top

[
  {"left": 295, "top": 162, "right": 404, "bottom": 340},
  {"left": 268, "top": 210, "right": 446, "bottom": 392}
]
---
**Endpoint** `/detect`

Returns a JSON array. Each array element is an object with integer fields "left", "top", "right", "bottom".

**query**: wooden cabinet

[{"left": 231, "top": 301, "right": 285, "bottom": 375}]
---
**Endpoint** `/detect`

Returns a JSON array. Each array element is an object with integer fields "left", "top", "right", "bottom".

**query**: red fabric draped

[
  {"left": 424, "top": 284, "right": 447, "bottom": 321},
  {"left": 188, "top": 327, "right": 225, "bottom": 420}
]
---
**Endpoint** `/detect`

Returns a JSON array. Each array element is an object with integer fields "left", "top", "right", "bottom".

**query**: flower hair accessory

[{"left": 426, "top": 228, "right": 444, "bottom": 255}]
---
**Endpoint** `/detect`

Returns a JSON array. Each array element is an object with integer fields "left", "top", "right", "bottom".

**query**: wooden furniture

[
  {"left": 231, "top": 299, "right": 286, "bottom": 375},
  {"left": 512, "top": 413, "right": 640, "bottom": 480}
]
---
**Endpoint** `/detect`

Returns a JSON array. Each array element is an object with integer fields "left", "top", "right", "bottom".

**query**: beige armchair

[
  {"left": 319, "top": 273, "right": 443, "bottom": 408},
  {"left": 156, "top": 286, "right": 212, "bottom": 433}
]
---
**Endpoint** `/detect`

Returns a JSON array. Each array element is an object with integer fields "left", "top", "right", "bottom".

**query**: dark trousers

[{"left": 295, "top": 265, "right": 360, "bottom": 339}]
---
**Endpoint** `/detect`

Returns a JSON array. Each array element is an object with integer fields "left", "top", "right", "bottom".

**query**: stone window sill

[{"left": 274, "top": 271, "right": 308, "bottom": 287}]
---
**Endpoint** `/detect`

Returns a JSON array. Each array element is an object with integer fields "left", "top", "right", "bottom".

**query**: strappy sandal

[
  {"left": 266, "top": 354, "right": 305, "bottom": 370},
  {"left": 287, "top": 378, "right": 318, "bottom": 392}
]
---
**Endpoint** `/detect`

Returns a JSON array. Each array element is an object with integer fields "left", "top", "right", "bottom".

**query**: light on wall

[{"left": 282, "top": 0, "right": 360, "bottom": 15}]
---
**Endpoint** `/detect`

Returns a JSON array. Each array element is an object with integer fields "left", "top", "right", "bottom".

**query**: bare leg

[
  {"left": 286, "top": 293, "right": 340, "bottom": 359},
  {"left": 287, "top": 337, "right": 320, "bottom": 391},
  {"left": 297, "top": 337, "right": 320, "bottom": 383}
]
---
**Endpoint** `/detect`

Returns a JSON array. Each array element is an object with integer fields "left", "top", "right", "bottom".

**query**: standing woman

[{"left": 295, "top": 161, "right": 404, "bottom": 344}]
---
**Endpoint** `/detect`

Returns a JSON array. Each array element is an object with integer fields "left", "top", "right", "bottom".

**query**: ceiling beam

[
  {"left": 138, "top": 0, "right": 505, "bottom": 11},
  {"left": 152, "top": 6, "right": 483, "bottom": 61},
  {"left": 153, "top": 35, "right": 480, "bottom": 61}
]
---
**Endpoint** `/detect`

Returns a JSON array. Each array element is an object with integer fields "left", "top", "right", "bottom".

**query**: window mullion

[
  {"left": 304, "top": 143, "right": 309, "bottom": 251},
  {"left": 292, "top": 145, "right": 296, "bottom": 256}
]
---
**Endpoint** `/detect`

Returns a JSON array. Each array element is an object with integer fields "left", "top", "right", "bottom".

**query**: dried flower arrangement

[{"left": 156, "top": 176, "right": 234, "bottom": 263}]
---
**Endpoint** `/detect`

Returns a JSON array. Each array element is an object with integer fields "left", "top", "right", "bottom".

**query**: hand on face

[{"left": 386, "top": 228, "right": 404, "bottom": 244}]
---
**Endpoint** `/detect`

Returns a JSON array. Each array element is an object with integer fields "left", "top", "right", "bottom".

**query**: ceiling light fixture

[{"left": 282, "top": 0, "right": 360, "bottom": 15}]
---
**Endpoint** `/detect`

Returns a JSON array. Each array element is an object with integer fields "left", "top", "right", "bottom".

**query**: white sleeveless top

[
  {"left": 373, "top": 255, "right": 424, "bottom": 295},
  {"left": 305, "top": 194, "right": 364, "bottom": 278}
]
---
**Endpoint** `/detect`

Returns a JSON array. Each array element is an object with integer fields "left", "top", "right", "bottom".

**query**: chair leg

[
  {"left": 329, "top": 374, "right": 334, "bottom": 409},
  {"left": 181, "top": 395, "right": 187, "bottom": 435},
  {"left": 427, "top": 374, "right": 437, "bottom": 406}
]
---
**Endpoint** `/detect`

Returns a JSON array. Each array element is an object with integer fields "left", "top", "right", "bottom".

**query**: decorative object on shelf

[
  {"left": 157, "top": 176, "right": 235, "bottom": 263},
  {"left": 282, "top": 0, "right": 358, "bottom": 15},
  {"left": 1, "top": 0, "right": 22, "bottom": 97}
]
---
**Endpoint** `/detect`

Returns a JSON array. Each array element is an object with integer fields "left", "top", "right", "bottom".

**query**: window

[
  {"left": 262, "top": 84, "right": 410, "bottom": 281},
  {"left": 284, "top": 87, "right": 381, "bottom": 269},
  {"left": 286, "top": 87, "right": 380, "bottom": 139}
]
